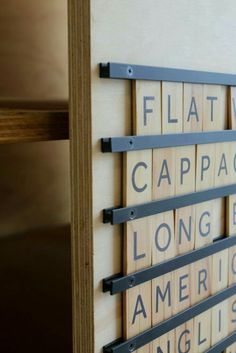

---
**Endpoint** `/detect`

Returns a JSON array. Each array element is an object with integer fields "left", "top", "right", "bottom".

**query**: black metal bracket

[
  {"left": 103, "top": 184, "right": 236, "bottom": 225},
  {"left": 100, "top": 62, "right": 236, "bottom": 85},
  {"left": 103, "top": 236, "right": 236, "bottom": 295},
  {"left": 101, "top": 130, "right": 236, "bottom": 153},
  {"left": 103, "top": 285, "right": 236, "bottom": 353}
]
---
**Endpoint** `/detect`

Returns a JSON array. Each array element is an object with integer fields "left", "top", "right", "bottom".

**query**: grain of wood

[
  {"left": 69, "top": 2, "right": 236, "bottom": 352},
  {"left": 0, "top": 101, "right": 68, "bottom": 143},
  {"left": 68, "top": 1, "right": 94, "bottom": 353}
]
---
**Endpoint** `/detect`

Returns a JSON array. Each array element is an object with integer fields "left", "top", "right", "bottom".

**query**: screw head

[
  {"left": 129, "top": 343, "right": 136, "bottom": 352},
  {"left": 129, "top": 209, "right": 136, "bottom": 220},
  {"left": 127, "top": 66, "right": 133, "bottom": 76},
  {"left": 128, "top": 276, "right": 136, "bottom": 288},
  {"left": 128, "top": 137, "right": 135, "bottom": 149}
]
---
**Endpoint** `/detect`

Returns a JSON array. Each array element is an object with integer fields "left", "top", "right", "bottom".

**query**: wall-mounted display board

[
  {"left": 68, "top": 2, "right": 236, "bottom": 353},
  {"left": 101, "top": 62, "right": 236, "bottom": 353}
]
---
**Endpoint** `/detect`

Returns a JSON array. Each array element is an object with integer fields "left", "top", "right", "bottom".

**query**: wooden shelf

[{"left": 0, "top": 100, "right": 69, "bottom": 143}]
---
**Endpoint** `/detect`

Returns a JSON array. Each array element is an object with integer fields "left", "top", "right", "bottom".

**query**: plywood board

[{"left": 69, "top": 2, "right": 236, "bottom": 353}]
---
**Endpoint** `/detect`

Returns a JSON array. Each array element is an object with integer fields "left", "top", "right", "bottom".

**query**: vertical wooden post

[{"left": 68, "top": 1, "right": 94, "bottom": 353}]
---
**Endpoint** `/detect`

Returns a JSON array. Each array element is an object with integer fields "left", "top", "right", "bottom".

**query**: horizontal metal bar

[
  {"left": 103, "top": 285, "right": 236, "bottom": 353},
  {"left": 100, "top": 62, "right": 236, "bottom": 85},
  {"left": 103, "top": 236, "right": 236, "bottom": 295},
  {"left": 101, "top": 130, "right": 236, "bottom": 153},
  {"left": 104, "top": 184, "right": 236, "bottom": 224},
  {"left": 205, "top": 332, "right": 236, "bottom": 353}
]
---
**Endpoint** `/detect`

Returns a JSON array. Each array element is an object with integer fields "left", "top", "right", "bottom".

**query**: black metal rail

[
  {"left": 100, "top": 62, "right": 236, "bottom": 85},
  {"left": 101, "top": 130, "right": 236, "bottom": 153},
  {"left": 103, "top": 236, "right": 236, "bottom": 295},
  {"left": 104, "top": 184, "right": 236, "bottom": 225}
]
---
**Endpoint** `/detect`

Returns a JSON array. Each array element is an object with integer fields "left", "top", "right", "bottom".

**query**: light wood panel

[{"left": 70, "top": 1, "right": 236, "bottom": 352}]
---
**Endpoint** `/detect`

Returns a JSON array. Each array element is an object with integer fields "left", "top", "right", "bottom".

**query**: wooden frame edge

[{"left": 68, "top": 1, "right": 94, "bottom": 353}]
